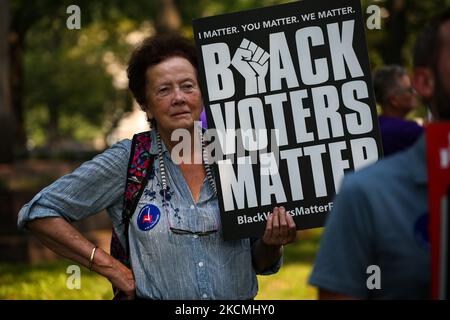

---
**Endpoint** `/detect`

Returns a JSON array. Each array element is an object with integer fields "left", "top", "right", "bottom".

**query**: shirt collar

[{"left": 149, "top": 129, "right": 169, "bottom": 156}]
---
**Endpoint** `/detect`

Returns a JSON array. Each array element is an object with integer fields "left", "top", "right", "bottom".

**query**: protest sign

[{"left": 193, "top": 0, "right": 382, "bottom": 240}]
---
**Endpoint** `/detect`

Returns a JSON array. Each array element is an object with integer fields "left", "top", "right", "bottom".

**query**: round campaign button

[{"left": 137, "top": 204, "right": 161, "bottom": 231}]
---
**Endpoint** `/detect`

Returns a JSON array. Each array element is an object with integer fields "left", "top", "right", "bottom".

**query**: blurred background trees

[
  {"left": 364, "top": 0, "right": 450, "bottom": 67},
  {"left": 2, "top": 0, "right": 450, "bottom": 163}
]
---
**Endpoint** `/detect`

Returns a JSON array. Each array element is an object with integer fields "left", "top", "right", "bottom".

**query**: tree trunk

[
  {"left": 46, "top": 31, "right": 63, "bottom": 152},
  {"left": 155, "top": 0, "right": 182, "bottom": 34},
  {"left": 9, "top": 30, "right": 27, "bottom": 157},
  {"left": 0, "top": 0, "right": 15, "bottom": 163},
  {"left": 382, "top": 0, "right": 407, "bottom": 64}
]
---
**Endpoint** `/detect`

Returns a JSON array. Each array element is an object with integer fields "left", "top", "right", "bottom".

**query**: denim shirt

[{"left": 18, "top": 129, "right": 281, "bottom": 300}]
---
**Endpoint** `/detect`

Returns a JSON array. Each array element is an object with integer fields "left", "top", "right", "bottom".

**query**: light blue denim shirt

[{"left": 18, "top": 129, "right": 281, "bottom": 300}]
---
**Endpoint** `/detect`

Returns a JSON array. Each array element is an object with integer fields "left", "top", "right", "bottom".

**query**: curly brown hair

[{"left": 127, "top": 33, "right": 198, "bottom": 110}]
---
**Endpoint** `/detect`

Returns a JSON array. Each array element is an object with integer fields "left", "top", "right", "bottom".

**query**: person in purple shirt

[
  {"left": 200, "top": 109, "right": 208, "bottom": 129},
  {"left": 373, "top": 65, "right": 424, "bottom": 156}
]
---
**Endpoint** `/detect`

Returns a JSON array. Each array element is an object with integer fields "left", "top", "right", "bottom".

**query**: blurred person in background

[{"left": 373, "top": 65, "right": 423, "bottom": 156}]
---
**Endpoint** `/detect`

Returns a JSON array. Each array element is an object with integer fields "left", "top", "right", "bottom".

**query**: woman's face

[{"left": 145, "top": 56, "right": 203, "bottom": 136}]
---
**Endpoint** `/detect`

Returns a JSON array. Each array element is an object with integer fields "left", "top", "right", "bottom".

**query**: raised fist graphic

[{"left": 231, "top": 38, "right": 270, "bottom": 95}]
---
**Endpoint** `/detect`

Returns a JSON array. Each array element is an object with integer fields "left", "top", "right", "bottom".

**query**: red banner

[{"left": 427, "top": 122, "right": 450, "bottom": 299}]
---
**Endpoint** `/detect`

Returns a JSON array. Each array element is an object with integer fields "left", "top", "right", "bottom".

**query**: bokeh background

[{"left": 0, "top": 0, "right": 448, "bottom": 299}]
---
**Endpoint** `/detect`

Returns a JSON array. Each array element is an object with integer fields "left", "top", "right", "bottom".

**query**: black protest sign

[{"left": 193, "top": 0, "right": 382, "bottom": 240}]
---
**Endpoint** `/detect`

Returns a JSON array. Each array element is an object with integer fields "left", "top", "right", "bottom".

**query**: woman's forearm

[
  {"left": 27, "top": 217, "right": 120, "bottom": 278},
  {"left": 27, "top": 218, "right": 110, "bottom": 271},
  {"left": 35, "top": 230, "right": 92, "bottom": 266},
  {"left": 26, "top": 217, "right": 136, "bottom": 298}
]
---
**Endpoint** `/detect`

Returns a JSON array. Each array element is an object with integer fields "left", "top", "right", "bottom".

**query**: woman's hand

[
  {"left": 93, "top": 249, "right": 136, "bottom": 300},
  {"left": 251, "top": 206, "right": 297, "bottom": 273},
  {"left": 262, "top": 206, "right": 297, "bottom": 246},
  {"left": 107, "top": 260, "right": 136, "bottom": 300}
]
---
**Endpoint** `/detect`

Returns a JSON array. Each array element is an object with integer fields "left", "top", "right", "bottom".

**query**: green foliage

[
  {"left": 12, "top": 0, "right": 157, "bottom": 150},
  {"left": 363, "top": 0, "right": 450, "bottom": 66},
  {"left": 24, "top": 104, "right": 48, "bottom": 148},
  {"left": 22, "top": 8, "right": 142, "bottom": 148}
]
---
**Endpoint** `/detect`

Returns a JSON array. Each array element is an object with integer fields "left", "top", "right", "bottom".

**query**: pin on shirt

[{"left": 137, "top": 204, "right": 161, "bottom": 231}]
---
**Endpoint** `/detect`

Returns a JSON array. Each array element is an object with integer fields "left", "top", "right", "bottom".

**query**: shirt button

[
  {"left": 190, "top": 205, "right": 195, "bottom": 210},
  {"left": 202, "top": 293, "right": 208, "bottom": 298},
  {"left": 198, "top": 262, "right": 204, "bottom": 267}
]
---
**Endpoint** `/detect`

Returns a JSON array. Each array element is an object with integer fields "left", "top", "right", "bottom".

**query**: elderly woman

[{"left": 17, "top": 34, "right": 296, "bottom": 300}]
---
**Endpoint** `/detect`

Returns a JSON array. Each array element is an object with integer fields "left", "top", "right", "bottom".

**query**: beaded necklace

[
  {"left": 155, "top": 128, "right": 219, "bottom": 235},
  {"left": 156, "top": 128, "right": 217, "bottom": 199}
]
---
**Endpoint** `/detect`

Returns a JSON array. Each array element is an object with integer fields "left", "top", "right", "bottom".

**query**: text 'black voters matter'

[{"left": 193, "top": 0, "right": 382, "bottom": 240}]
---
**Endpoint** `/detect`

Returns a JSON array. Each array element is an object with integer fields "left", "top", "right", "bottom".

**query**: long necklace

[{"left": 156, "top": 128, "right": 217, "bottom": 196}]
